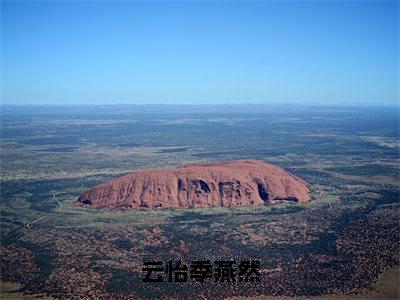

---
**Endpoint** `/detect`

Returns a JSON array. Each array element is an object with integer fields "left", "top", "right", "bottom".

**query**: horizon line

[{"left": 0, "top": 103, "right": 399, "bottom": 108}]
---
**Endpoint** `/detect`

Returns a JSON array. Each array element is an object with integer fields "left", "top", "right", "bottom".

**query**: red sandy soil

[{"left": 76, "top": 160, "right": 311, "bottom": 209}]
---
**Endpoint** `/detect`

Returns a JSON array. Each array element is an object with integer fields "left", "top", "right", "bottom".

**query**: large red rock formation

[{"left": 76, "top": 160, "right": 311, "bottom": 209}]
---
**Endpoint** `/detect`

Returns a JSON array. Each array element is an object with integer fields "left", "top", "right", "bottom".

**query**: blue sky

[{"left": 1, "top": 0, "right": 398, "bottom": 105}]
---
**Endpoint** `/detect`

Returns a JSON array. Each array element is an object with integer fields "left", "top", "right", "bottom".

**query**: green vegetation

[{"left": 0, "top": 105, "right": 399, "bottom": 298}]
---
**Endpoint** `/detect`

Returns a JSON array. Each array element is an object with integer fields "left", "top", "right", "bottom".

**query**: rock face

[{"left": 76, "top": 160, "right": 311, "bottom": 209}]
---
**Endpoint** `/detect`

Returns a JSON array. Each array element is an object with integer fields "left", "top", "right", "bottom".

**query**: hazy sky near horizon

[{"left": 1, "top": 1, "right": 399, "bottom": 105}]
